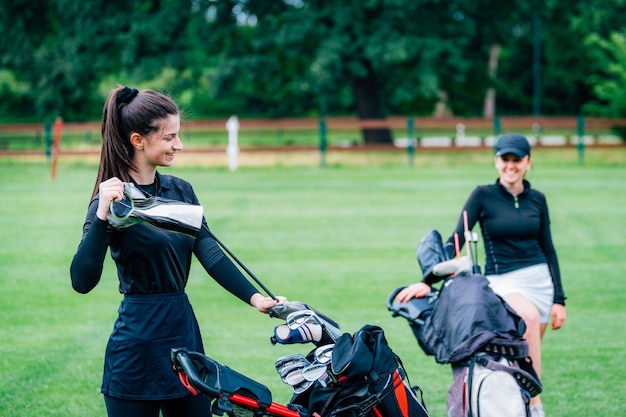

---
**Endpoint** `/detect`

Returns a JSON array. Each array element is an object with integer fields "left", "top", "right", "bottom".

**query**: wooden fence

[{"left": 1, "top": 116, "right": 625, "bottom": 154}]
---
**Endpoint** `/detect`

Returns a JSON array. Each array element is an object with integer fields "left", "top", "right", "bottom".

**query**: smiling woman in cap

[
  {"left": 457, "top": 133, "right": 566, "bottom": 417},
  {"left": 397, "top": 132, "right": 566, "bottom": 417}
]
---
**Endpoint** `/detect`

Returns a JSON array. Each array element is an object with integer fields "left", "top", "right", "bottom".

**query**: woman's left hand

[
  {"left": 250, "top": 293, "right": 288, "bottom": 313},
  {"left": 551, "top": 303, "right": 566, "bottom": 330},
  {"left": 395, "top": 282, "right": 432, "bottom": 302}
]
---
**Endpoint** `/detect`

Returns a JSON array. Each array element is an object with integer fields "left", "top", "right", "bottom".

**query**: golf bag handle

[
  {"left": 172, "top": 348, "right": 301, "bottom": 417},
  {"left": 171, "top": 348, "right": 222, "bottom": 398}
]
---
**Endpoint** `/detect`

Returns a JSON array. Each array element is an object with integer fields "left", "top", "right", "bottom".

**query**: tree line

[{"left": 1, "top": 0, "right": 625, "bottom": 143}]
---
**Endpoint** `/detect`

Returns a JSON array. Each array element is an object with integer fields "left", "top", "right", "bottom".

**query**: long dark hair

[{"left": 91, "top": 86, "right": 179, "bottom": 199}]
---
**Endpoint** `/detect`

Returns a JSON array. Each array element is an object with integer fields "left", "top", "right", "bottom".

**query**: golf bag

[
  {"left": 302, "top": 324, "right": 429, "bottom": 417},
  {"left": 388, "top": 229, "right": 542, "bottom": 417},
  {"left": 171, "top": 302, "right": 430, "bottom": 417},
  {"left": 461, "top": 353, "right": 541, "bottom": 417}
]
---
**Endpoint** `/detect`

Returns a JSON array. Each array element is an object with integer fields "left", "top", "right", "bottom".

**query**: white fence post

[{"left": 226, "top": 115, "right": 239, "bottom": 171}]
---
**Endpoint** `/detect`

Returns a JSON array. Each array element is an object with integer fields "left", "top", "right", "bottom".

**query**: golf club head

[
  {"left": 286, "top": 310, "right": 323, "bottom": 329},
  {"left": 314, "top": 344, "right": 335, "bottom": 365},
  {"left": 275, "top": 353, "right": 310, "bottom": 375},
  {"left": 279, "top": 362, "right": 307, "bottom": 386},
  {"left": 301, "top": 363, "right": 330, "bottom": 382},
  {"left": 432, "top": 256, "right": 472, "bottom": 277},
  {"left": 270, "top": 303, "right": 341, "bottom": 346},
  {"left": 278, "top": 361, "right": 317, "bottom": 394},
  {"left": 292, "top": 379, "right": 314, "bottom": 395},
  {"left": 270, "top": 302, "right": 340, "bottom": 338},
  {"left": 288, "top": 310, "right": 340, "bottom": 345}
]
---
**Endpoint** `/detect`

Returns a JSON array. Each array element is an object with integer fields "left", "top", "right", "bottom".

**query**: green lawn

[{"left": 0, "top": 148, "right": 625, "bottom": 416}]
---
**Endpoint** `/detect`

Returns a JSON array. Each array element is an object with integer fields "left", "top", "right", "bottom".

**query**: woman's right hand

[
  {"left": 96, "top": 177, "right": 125, "bottom": 221},
  {"left": 395, "top": 282, "right": 432, "bottom": 302}
]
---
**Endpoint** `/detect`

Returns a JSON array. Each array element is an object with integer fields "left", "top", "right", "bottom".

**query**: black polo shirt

[{"left": 446, "top": 179, "right": 566, "bottom": 305}]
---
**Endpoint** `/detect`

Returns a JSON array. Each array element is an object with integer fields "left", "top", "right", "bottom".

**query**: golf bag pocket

[
  {"left": 465, "top": 354, "right": 536, "bottom": 417},
  {"left": 307, "top": 325, "right": 429, "bottom": 417},
  {"left": 330, "top": 325, "right": 396, "bottom": 379},
  {"left": 308, "top": 369, "right": 428, "bottom": 417},
  {"left": 378, "top": 370, "right": 429, "bottom": 417}
]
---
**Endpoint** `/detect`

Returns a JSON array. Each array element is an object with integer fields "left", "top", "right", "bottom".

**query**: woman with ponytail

[{"left": 70, "top": 86, "right": 285, "bottom": 417}]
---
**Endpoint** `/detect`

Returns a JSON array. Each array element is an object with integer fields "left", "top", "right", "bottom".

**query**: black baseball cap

[{"left": 494, "top": 133, "right": 531, "bottom": 158}]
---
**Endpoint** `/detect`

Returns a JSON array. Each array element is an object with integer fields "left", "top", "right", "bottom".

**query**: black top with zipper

[
  {"left": 69, "top": 171, "right": 260, "bottom": 399},
  {"left": 70, "top": 171, "right": 258, "bottom": 301},
  {"left": 446, "top": 179, "right": 565, "bottom": 305}
]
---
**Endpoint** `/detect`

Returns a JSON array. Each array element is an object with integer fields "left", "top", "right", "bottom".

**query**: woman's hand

[
  {"left": 96, "top": 177, "right": 125, "bottom": 221},
  {"left": 551, "top": 303, "right": 566, "bottom": 330},
  {"left": 395, "top": 282, "right": 432, "bottom": 302},
  {"left": 250, "top": 293, "right": 287, "bottom": 314}
]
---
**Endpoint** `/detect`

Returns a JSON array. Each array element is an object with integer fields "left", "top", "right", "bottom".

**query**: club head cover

[
  {"left": 416, "top": 229, "right": 448, "bottom": 281},
  {"left": 273, "top": 323, "right": 322, "bottom": 345},
  {"left": 432, "top": 256, "right": 473, "bottom": 277}
]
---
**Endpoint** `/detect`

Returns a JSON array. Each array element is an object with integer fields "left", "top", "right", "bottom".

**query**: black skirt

[{"left": 101, "top": 292, "right": 204, "bottom": 400}]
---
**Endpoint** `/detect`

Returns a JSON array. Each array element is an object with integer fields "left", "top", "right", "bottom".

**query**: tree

[
  {"left": 584, "top": 31, "right": 626, "bottom": 117},
  {"left": 572, "top": 0, "right": 626, "bottom": 117},
  {"left": 192, "top": 0, "right": 477, "bottom": 143},
  {"left": 0, "top": 0, "right": 194, "bottom": 121},
  {"left": 2, "top": 0, "right": 626, "bottom": 124}
]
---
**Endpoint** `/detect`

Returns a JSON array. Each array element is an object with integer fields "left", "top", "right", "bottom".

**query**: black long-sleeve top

[
  {"left": 446, "top": 179, "right": 566, "bottom": 306},
  {"left": 70, "top": 172, "right": 258, "bottom": 303}
]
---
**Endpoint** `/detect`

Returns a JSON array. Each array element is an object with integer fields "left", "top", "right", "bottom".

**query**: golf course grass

[{"left": 0, "top": 146, "right": 624, "bottom": 416}]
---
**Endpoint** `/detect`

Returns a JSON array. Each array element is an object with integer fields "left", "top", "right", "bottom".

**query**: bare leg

[{"left": 502, "top": 293, "right": 543, "bottom": 407}]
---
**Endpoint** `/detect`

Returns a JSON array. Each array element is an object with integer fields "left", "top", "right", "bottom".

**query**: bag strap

[
  {"left": 466, "top": 356, "right": 477, "bottom": 417},
  {"left": 393, "top": 353, "right": 428, "bottom": 411},
  {"left": 475, "top": 356, "right": 543, "bottom": 398},
  {"left": 481, "top": 338, "right": 529, "bottom": 359}
]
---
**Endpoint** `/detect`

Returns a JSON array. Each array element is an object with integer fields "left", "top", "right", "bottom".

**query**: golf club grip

[
  {"left": 174, "top": 351, "right": 222, "bottom": 398},
  {"left": 203, "top": 225, "right": 277, "bottom": 300}
]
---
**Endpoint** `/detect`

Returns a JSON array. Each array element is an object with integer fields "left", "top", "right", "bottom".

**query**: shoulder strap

[
  {"left": 481, "top": 337, "right": 529, "bottom": 359},
  {"left": 475, "top": 356, "right": 543, "bottom": 398}
]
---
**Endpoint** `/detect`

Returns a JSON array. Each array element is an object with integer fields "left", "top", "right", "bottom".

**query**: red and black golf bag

[
  {"left": 299, "top": 324, "right": 429, "bottom": 417},
  {"left": 171, "top": 303, "right": 430, "bottom": 417}
]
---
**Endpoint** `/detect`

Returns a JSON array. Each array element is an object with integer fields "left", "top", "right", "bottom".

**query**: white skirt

[{"left": 486, "top": 264, "right": 554, "bottom": 323}]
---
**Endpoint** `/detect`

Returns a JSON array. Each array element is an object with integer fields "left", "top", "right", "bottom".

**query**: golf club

[
  {"left": 292, "top": 379, "right": 314, "bottom": 395},
  {"left": 286, "top": 310, "right": 324, "bottom": 329},
  {"left": 202, "top": 224, "right": 278, "bottom": 301},
  {"left": 463, "top": 210, "right": 481, "bottom": 274},
  {"left": 313, "top": 344, "right": 334, "bottom": 364},
  {"left": 275, "top": 353, "right": 310, "bottom": 375},
  {"left": 280, "top": 363, "right": 308, "bottom": 386},
  {"left": 301, "top": 363, "right": 330, "bottom": 382},
  {"left": 463, "top": 210, "right": 472, "bottom": 261}
]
